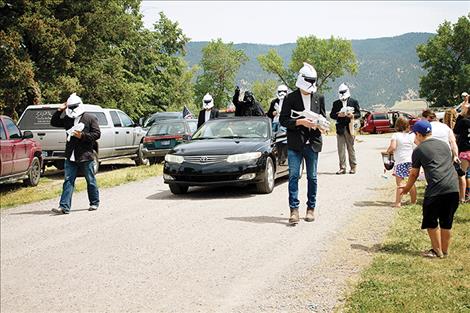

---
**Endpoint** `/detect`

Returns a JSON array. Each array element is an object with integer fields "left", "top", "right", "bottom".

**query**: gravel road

[{"left": 1, "top": 135, "right": 396, "bottom": 313}]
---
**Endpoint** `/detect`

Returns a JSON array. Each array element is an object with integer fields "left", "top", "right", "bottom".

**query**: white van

[{"left": 18, "top": 104, "right": 148, "bottom": 173}]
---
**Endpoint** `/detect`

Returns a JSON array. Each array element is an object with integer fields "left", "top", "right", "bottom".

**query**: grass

[
  {"left": 0, "top": 163, "right": 163, "bottom": 209},
  {"left": 341, "top": 185, "right": 470, "bottom": 313}
]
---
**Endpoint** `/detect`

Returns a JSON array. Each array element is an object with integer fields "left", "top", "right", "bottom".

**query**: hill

[{"left": 184, "top": 33, "right": 434, "bottom": 110}]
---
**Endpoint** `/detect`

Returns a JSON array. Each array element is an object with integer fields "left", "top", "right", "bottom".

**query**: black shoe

[{"left": 51, "top": 207, "right": 69, "bottom": 214}]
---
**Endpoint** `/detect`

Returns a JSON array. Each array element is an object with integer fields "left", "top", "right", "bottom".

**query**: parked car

[
  {"left": 142, "top": 119, "right": 198, "bottom": 164},
  {"left": 361, "top": 111, "right": 419, "bottom": 134},
  {"left": 0, "top": 115, "right": 42, "bottom": 186},
  {"left": 163, "top": 117, "right": 289, "bottom": 194},
  {"left": 17, "top": 104, "right": 148, "bottom": 173},
  {"left": 142, "top": 112, "right": 183, "bottom": 129}
]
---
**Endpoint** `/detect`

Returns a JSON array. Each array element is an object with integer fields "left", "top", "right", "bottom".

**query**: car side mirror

[
  {"left": 182, "top": 134, "right": 192, "bottom": 141},
  {"left": 22, "top": 130, "right": 33, "bottom": 139}
]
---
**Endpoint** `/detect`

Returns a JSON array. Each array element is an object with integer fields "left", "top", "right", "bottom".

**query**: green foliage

[
  {"left": 194, "top": 39, "right": 248, "bottom": 109},
  {"left": 257, "top": 35, "right": 357, "bottom": 93},
  {"left": 417, "top": 14, "right": 470, "bottom": 107},
  {"left": 252, "top": 79, "right": 278, "bottom": 111},
  {"left": 0, "top": 2, "right": 194, "bottom": 121}
]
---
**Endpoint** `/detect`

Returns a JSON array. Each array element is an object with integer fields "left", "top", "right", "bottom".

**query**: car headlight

[
  {"left": 227, "top": 152, "right": 262, "bottom": 163},
  {"left": 165, "top": 154, "right": 184, "bottom": 164}
]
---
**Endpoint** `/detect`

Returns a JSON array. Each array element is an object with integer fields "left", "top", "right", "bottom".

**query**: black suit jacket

[
  {"left": 197, "top": 108, "right": 219, "bottom": 128},
  {"left": 267, "top": 98, "right": 281, "bottom": 120},
  {"left": 329, "top": 98, "right": 361, "bottom": 135},
  {"left": 279, "top": 89, "right": 326, "bottom": 152},
  {"left": 50, "top": 111, "right": 101, "bottom": 162}
]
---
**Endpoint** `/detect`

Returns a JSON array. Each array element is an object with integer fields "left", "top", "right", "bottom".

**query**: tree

[
  {"left": 258, "top": 35, "right": 357, "bottom": 92},
  {"left": 194, "top": 39, "right": 248, "bottom": 109},
  {"left": 252, "top": 79, "right": 278, "bottom": 112},
  {"left": 417, "top": 14, "right": 470, "bottom": 107}
]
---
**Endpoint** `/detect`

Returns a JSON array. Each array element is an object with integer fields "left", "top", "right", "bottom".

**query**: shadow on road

[
  {"left": 146, "top": 185, "right": 257, "bottom": 201},
  {"left": 10, "top": 208, "right": 90, "bottom": 216},
  {"left": 354, "top": 200, "right": 394, "bottom": 207},
  {"left": 350, "top": 243, "right": 382, "bottom": 253},
  {"left": 225, "top": 216, "right": 290, "bottom": 226}
]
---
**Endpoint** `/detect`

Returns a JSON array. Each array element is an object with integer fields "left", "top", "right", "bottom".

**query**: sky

[{"left": 140, "top": 1, "right": 469, "bottom": 44}]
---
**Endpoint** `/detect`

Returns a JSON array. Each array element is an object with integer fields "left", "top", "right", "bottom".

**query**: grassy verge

[
  {"left": 341, "top": 185, "right": 470, "bottom": 312},
  {"left": 0, "top": 164, "right": 163, "bottom": 209}
]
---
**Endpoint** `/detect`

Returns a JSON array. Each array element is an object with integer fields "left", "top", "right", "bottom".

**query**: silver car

[{"left": 18, "top": 104, "right": 148, "bottom": 173}]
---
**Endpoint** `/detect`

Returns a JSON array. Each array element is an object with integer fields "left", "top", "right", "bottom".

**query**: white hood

[
  {"left": 338, "top": 83, "right": 351, "bottom": 101},
  {"left": 65, "top": 93, "right": 85, "bottom": 118},
  {"left": 277, "top": 84, "right": 288, "bottom": 100},
  {"left": 202, "top": 93, "right": 214, "bottom": 110},
  {"left": 295, "top": 62, "right": 317, "bottom": 94}
]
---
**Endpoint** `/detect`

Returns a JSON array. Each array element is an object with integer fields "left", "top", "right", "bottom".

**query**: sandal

[{"left": 421, "top": 249, "right": 443, "bottom": 258}]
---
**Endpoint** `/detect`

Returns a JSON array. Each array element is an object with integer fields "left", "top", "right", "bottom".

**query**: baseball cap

[{"left": 412, "top": 120, "right": 432, "bottom": 135}]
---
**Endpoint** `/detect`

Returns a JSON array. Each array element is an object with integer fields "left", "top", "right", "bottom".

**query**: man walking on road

[
  {"left": 329, "top": 83, "right": 361, "bottom": 174},
  {"left": 280, "top": 62, "right": 326, "bottom": 224},
  {"left": 50, "top": 93, "right": 101, "bottom": 214}
]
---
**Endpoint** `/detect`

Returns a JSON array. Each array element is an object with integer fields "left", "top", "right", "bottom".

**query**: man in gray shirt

[{"left": 400, "top": 120, "right": 459, "bottom": 258}]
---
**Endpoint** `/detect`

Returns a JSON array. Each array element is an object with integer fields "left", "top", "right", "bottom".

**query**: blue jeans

[
  {"left": 59, "top": 159, "right": 99, "bottom": 212},
  {"left": 287, "top": 146, "right": 319, "bottom": 209}
]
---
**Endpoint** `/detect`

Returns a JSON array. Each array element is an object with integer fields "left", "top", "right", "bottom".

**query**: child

[
  {"left": 400, "top": 120, "right": 459, "bottom": 258},
  {"left": 385, "top": 117, "right": 417, "bottom": 207}
]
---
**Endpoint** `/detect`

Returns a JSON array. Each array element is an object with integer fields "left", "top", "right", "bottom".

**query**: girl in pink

[{"left": 386, "top": 117, "right": 417, "bottom": 207}]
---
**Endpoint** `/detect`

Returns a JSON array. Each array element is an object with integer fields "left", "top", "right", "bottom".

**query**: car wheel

[
  {"left": 169, "top": 183, "right": 189, "bottom": 194},
  {"left": 23, "top": 157, "right": 41, "bottom": 187},
  {"left": 134, "top": 143, "right": 150, "bottom": 166},
  {"left": 257, "top": 157, "right": 275, "bottom": 194},
  {"left": 92, "top": 150, "right": 99, "bottom": 174}
]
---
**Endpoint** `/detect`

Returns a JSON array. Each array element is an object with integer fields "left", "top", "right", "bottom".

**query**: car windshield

[
  {"left": 147, "top": 122, "right": 186, "bottom": 136},
  {"left": 144, "top": 112, "right": 182, "bottom": 128},
  {"left": 192, "top": 119, "right": 269, "bottom": 140}
]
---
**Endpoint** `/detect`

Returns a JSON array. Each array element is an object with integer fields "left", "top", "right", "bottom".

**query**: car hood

[{"left": 171, "top": 139, "right": 268, "bottom": 155}]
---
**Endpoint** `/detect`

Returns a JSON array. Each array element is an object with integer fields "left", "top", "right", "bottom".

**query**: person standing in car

[
  {"left": 50, "top": 93, "right": 101, "bottom": 214},
  {"left": 232, "top": 86, "right": 265, "bottom": 117}
]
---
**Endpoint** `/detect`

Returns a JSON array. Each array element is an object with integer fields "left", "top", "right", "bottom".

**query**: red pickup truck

[
  {"left": 0, "top": 115, "right": 43, "bottom": 186},
  {"left": 361, "top": 111, "right": 419, "bottom": 134}
]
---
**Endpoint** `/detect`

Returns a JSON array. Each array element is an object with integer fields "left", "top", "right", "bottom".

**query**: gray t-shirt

[{"left": 412, "top": 138, "right": 459, "bottom": 198}]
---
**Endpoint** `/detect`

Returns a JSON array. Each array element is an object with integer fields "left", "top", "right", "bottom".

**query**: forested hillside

[{"left": 185, "top": 33, "right": 434, "bottom": 109}]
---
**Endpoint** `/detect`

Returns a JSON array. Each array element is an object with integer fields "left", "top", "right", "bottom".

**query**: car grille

[
  {"left": 183, "top": 155, "right": 227, "bottom": 164},
  {"left": 175, "top": 174, "right": 240, "bottom": 182}
]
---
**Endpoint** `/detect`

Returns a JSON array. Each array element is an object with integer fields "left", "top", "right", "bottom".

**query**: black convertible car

[{"left": 163, "top": 117, "right": 289, "bottom": 194}]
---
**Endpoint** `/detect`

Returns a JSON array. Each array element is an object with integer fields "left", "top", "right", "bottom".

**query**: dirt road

[{"left": 1, "top": 135, "right": 396, "bottom": 313}]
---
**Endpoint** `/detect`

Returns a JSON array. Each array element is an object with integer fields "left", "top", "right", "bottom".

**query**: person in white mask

[
  {"left": 279, "top": 62, "right": 326, "bottom": 224},
  {"left": 330, "top": 83, "right": 361, "bottom": 174},
  {"left": 267, "top": 84, "right": 288, "bottom": 132},
  {"left": 50, "top": 93, "right": 101, "bottom": 214},
  {"left": 197, "top": 93, "right": 219, "bottom": 128}
]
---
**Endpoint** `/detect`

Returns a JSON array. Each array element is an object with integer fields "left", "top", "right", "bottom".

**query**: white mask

[
  {"left": 338, "top": 83, "right": 351, "bottom": 101},
  {"left": 65, "top": 93, "right": 85, "bottom": 118},
  {"left": 202, "top": 93, "right": 214, "bottom": 110},
  {"left": 295, "top": 62, "right": 317, "bottom": 94},
  {"left": 277, "top": 84, "right": 288, "bottom": 100}
]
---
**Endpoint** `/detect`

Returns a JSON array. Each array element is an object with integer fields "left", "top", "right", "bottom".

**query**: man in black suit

[
  {"left": 330, "top": 83, "right": 361, "bottom": 174},
  {"left": 232, "top": 87, "right": 265, "bottom": 117},
  {"left": 267, "top": 84, "right": 288, "bottom": 132},
  {"left": 280, "top": 62, "right": 326, "bottom": 224},
  {"left": 197, "top": 93, "right": 219, "bottom": 128}
]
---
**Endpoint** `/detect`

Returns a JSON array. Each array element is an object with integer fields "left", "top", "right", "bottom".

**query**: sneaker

[
  {"left": 51, "top": 207, "right": 69, "bottom": 214},
  {"left": 88, "top": 205, "right": 99, "bottom": 211},
  {"left": 336, "top": 169, "right": 346, "bottom": 175},
  {"left": 288, "top": 209, "right": 300, "bottom": 224},
  {"left": 305, "top": 208, "right": 315, "bottom": 222},
  {"left": 421, "top": 249, "right": 443, "bottom": 258}
]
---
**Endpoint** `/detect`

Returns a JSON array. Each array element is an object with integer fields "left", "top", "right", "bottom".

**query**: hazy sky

[{"left": 140, "top": 1, "right": 469, "bottom": 44}]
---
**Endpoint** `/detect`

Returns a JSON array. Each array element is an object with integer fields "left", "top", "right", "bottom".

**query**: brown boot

[
  {"left": 349, "top": 167, "right": 356, "bottom": 174},
  {"left": 305, "top": 208, "right": 315, "bottom": 222},
  {"left": 289, "top": 209, "right": 300, "bottom": 224}
]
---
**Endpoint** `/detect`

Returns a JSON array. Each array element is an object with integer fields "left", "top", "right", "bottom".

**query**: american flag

[{"left": 182, "top": 106, "right": 193, "bottom": 119}]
